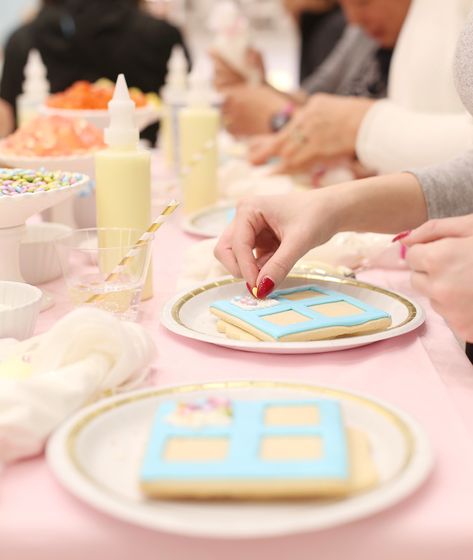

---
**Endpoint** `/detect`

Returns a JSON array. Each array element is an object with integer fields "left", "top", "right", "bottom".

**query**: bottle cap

[
  {"left": 22, "top": 49, "right": 49, "bottom": 97},
  {"left": 186, "top": 70, "right": 212, "bottom": 107},
  {"left": 104, "top": 74, "right": 140, "bottom": 148},
  {"left": 162, "top": 45, "right": 188, "bottom": 102}
]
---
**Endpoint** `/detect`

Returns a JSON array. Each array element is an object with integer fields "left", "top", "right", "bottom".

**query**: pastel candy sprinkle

[
  {"left": 252, "top": 287, "right": 258, "bottom": 298},
  {"left": 166, "top": 398, "right": 234, "bottom": 427},
  {"left": 0, "top": 168, "right": 85, "bottom": 197},
  {"left": 231, "top": 294, "right": 279, "bottom": 310}
]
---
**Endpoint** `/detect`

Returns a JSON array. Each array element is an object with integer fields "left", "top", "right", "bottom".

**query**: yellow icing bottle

[
  {"left": 179, "top": 73, "right": 219, "bottom": 214},
  {"left": 95, "top": 74, "right": 153, "bottom": 299}
]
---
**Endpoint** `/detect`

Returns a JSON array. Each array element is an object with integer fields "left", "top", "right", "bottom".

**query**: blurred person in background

[
  {"left": 0, "top": 0, "right": 190, "bottom": 142},
  {"left": 248, "top": 0, "right": 473, "bottom": 177},
  {"left": 213, "top": 0, "right": 394, "bottom": 138},
  {"left": 285, "top": 0, "right": 346, "bottom": 83}
]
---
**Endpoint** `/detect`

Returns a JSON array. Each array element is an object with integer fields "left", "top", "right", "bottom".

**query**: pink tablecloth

[{"left": 1, "top": 215, "right": 473, "bottom": 560}]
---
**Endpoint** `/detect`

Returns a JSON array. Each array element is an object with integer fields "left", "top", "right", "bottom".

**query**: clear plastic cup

[{"left": 56, "top": 228, "right": 153, "bottom": 321}]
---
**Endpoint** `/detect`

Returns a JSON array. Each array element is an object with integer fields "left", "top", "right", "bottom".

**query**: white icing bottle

[
  {"left": 178, "top": 72, "right": 219, "bottom": 214},
  {"left": 160, "top": 45, "right": 188, "bottom": 170},
  {"left": 95, "top": 74, "right": 153, "bottom": 299},
  {"left": 16, "top": 49, "right": 49, "bottom": 126},
  {"left": 209, "top": 1, "right": 258, "bottom": 83}
]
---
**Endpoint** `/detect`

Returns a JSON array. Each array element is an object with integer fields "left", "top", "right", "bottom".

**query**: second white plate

[
  {"left": 160, "top": 274, "right": 424, "bottom": 354},
  {"left": 46, "top": 381, "right": 433, "bottom": 539}
]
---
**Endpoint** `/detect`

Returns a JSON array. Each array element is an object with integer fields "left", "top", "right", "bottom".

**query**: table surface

[{"left": 1, "top": 214, "right": 473, "bottom": 560}]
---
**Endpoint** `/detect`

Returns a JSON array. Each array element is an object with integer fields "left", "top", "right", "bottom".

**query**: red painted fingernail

[
  {"left": 246, "top": 282, "right": 254, "bottom": 296},
  {"left": 256, "top": 276, "right": 275, "bottom": 299},
  {"left": 392, "top": 230, "right": 411, "bottom": 243}
]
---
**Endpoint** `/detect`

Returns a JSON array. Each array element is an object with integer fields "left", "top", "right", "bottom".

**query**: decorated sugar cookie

[
  {"left": 210, "top": 284, "right": 391, "bottom": 342},
  {"left": 139, "top": 397, "right": 377, "bottom": 500}
]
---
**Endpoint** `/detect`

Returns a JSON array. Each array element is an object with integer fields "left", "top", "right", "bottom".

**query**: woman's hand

[
  {"left": 210, "top": 49, "right": 265, "bottom": 91},
  {"left": 214, "top": 190, "right": 339, "bottom": 297},
  {"left": 0, "top": 99, "right": 14, "bottom": 138},
  {"left": 214, "top": 173, "right": 427, "bottom": 299},
  {"left": 248, "top": 94, "right": 374, "bottom": 172},
  {"left": 222, "top": 84, "right": 288, "bottom": 136},
  {"left": 404, "top": 215, "right": 473, "bottom": 341}
]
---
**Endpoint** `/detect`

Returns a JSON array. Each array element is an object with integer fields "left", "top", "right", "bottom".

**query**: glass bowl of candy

[
  {"left": 0, "top": 116, "right": 102, "bottom": 228},
  {"left": 0, "top": 168, "right": 89, "bottom": 294},
  {"left": 0, "top": 115, "right": 104, "bottom": 176}
]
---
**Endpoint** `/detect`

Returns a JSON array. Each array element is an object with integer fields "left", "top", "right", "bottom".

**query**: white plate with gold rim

[
  {"left": 160, "top": 274, "right": 424, "bottom": 354},
  {"left": 46, "top": 381, "right": 433, "bottom": 539}
]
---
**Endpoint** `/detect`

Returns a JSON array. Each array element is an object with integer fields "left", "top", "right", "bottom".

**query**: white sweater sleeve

[
  {"left": 357, "top": 101, "right": 473, "bottom": 173},
  {"left": 355, "top": 0, "right": 473, "bottom": 174}
]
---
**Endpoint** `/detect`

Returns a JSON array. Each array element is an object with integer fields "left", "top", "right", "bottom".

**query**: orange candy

[
  {"left": 46, "top": 80, "right": 148, "bottom": 110},
  {"left": 0, "top": 115, "right": 106, "bottom": 156}
]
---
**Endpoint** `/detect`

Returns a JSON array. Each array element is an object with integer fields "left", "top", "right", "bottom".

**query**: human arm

[
  {"left": 354, "top": 0, "right": 473, "bottom": 174},
  {"left": 214, "top": 172, "right": 426, "bottom": 296},
  {"left": 408, "top": 149, "right": 473, "bottom": 218},
  {"left": 357, "top": 101, "right": 473, "bottom": 173}
]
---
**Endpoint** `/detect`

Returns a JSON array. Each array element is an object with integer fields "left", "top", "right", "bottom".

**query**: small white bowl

[
  {"left": 20, "top": 223, "right": 72, "bottom": 285},
  {"left": 0, "top": 281, "right": 42, "bottom": 340}
]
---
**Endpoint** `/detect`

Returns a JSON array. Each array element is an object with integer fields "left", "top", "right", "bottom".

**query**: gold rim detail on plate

[
  {"left": 170, "top": 274, "right": 417, "bottom": 336},
  {"left": 65, "top": 380, "right": 415, "bottom": 502}
]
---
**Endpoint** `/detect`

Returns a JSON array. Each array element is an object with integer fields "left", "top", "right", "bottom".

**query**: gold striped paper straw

[{"left": 86, "top": 199, "right": 179, "bottom": 303}]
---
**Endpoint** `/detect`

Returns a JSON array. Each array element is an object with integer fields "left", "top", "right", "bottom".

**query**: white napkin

[
  {"left": 218, "top": 159, "right": 295, "bottom": 201},
  {"left": 177, "top": 232, "right": 406, "bottom": 292},
  {"left": 0, "top": 307, "right": 156, "bottom": 464}
]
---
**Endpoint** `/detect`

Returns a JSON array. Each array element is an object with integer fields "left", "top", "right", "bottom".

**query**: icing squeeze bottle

[
  {"left": 178, "top": 72, "right": 219, "bottom": 214},
  {"left": 17, "top": 49, "right": 49, "bottom": 126},
  {"left": 209, "top": 1, "right": 259, "bottom": 84},
  {"left": 160, "top": 45, "right": 188, "bottom": 169},
  {"left": 95, "top": 74, "right": 153, "bottom": 299}
]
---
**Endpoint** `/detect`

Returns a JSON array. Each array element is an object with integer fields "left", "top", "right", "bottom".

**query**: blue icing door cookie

[
  {"left": 140, "top": 398, "right": 349, "bottom": 483},
  {"left": 210, "top": 284, "right": 391, "bottom": 341}
]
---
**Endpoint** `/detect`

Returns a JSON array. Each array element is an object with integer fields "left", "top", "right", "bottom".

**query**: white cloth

[
  {"left": 357, "top": 0, "right": 473, "bottom": 173},
  {"left": 177, "top": 232, "right": 405, "bottom": 292},
  {"left": 218, "top": 159, "right": 296, "bottom": 200},
  {"left": 0, "top": 308, "right": 156, "bottom": 464}
]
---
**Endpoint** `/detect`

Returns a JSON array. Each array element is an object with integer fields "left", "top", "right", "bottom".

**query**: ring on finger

[{"left": 290, "top": 128, "right": 308, "bottom": 145}]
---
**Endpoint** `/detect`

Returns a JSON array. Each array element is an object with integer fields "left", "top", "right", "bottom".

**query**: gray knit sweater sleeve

[
  {"left": 409, "top": 149, "right": 473, "bottom": 219},
  {"left": 408, "top": 10, "right": 473, "bottom": 220}
]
